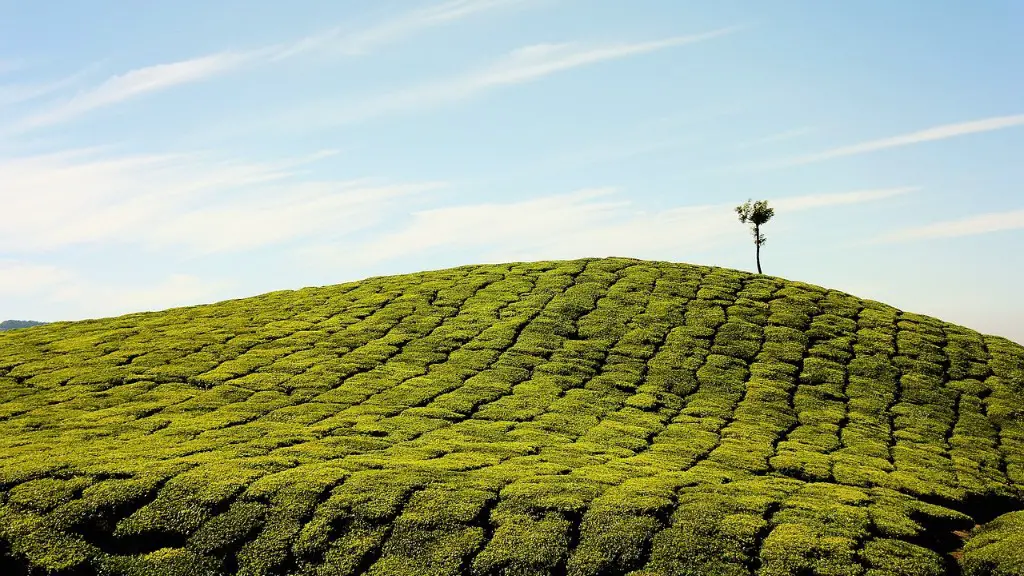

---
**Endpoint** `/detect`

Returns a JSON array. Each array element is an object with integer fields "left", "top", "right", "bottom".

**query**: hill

[
  {"left": 0, "top": 320, "right": 46, "bottom": 331},
  {"left": 0, "top": 257, "right": 1022, "bottom": 576}
]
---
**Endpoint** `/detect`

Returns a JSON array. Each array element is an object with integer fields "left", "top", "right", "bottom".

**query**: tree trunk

[{"left": 755, "top": 225, "right": 762, "bottom": 274}]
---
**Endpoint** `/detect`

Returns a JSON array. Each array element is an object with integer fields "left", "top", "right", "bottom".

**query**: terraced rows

[{"left": 0, "top": 258, "right": 1022, "bottom": 575}]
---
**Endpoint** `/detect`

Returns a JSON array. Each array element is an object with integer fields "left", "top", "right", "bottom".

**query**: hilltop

[{"left": 0, "top": 258, "right": 1021, "bottom": 576}]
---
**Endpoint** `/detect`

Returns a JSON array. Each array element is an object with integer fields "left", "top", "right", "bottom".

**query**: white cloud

[
  {"left": 0, "top": 59, "right": 25, "bottom": 75},
  {"left": 563, "top": 138, "right": 686, "bottom": 165},
  {"left": 0, "top": 69, "right": 93, "bottom": 107},
  {"left": 7, "top": 9, "right": 733, "bottom": 137},
  {"left": 878, "top": 208, "right": 1024, "bottom": 243},
  {"left": 736, "top": 126, "right": 816, "bottom": 149},
  {"left": 308, "top": 187, "right": 630, "bottom": 263},
  {"left": 0, "top": 261, "right": 226, "bottom": 320},
  {"left": 0, "top": 261, "right": 74, "bottom": 296},
  {"left": 0, "top": 147, "right": 444, "bottom": 253},
  {"left": 148, "top": 180, "right": 446, "bottom": 254},
  {"left": 14, "top": 52, "right": 256, "bottom": 130},
  {"left": 770, "top": 187, "right": 918, "bottom": 211},
  {"left": 285, "top": 27, "right": 741, "bottom": 126},
  {"left": 271, "top": 0, "right": 535, "bottom": 60},
  {"left": 475, "top": 29, "right": 740, "bottom": 85},
  {"left": 304, "top": 185, "right": 910, "bottom": 267},
  {"left": 784, "top": 114, "right": 1024, "bottom": 166},
  {"left": 49, "top": 273, "right": 229, "bottom": 318},
  {"left": 5, "top": 0, "right": 533, "bottom": 131}
]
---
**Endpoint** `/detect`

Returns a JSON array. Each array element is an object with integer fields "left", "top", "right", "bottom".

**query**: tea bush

[{"left": 1, "top": 258, "right": 1022, "bottom": 575}]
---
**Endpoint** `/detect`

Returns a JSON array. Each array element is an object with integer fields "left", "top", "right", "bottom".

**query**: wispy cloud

[
  {"left": 783, "top": 114, "right": 1024, "bottom": 166},
  {"left": 271, "top": 0, "right": 535, "bottom": 60},
  {"left": 8, "top": 0, "right": 530, "bottom": 131},
  {"left": 0, "top": 69, "right": 94, "bottom": 108},
  {"left": 520, "top": 105, "right": 746, "bottom": 173},
  {"left": 0, "top": 259, "right": 230, "bottom": 320},
  {"left": 49, "top": 273, "right": 231, "bottom": 318},
  {"left": 771, "top": 186, "right": 918, "bottom": 211},
  {"left": 736, "top": 126, "right": 816, "bottom": 149},
  {"left": 302, "top": 184, "right": 908, "bottom": 267},
  {"left": 0, "top": 142, "right": 441, "bottom": 319},
  {"left": 0, "top": 261, "right": 74, "bottom": 297},
  {"left": 302, "top": 187, "right": 630, "bottom": 264},
  {"left": 281, "top": 27, "right": 742, "bottom": 127},
  {"left": 473, "top": 28, "right": 741, "bottom": 85},
  {"left": 14, "top": 52, "right": 255, "bottom": 130},
  {"left": 545, "top": 137, "right": 688, "bottom": 168},
  {"left": 878, "top": 208, "right": 1024, "bottom": 243},
  {"left": 0, "top": 59, "right": 25, "bottom": 75},
  {"left": 0, "top": 147, "right": 445, "bottom": 253},
  {"left": 149, "top": 180, "right": 446, "bottom": 254}
]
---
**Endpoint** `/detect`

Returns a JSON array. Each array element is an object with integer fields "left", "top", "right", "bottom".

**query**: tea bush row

[{"left": 1, "top": 258, "right": 1022, "bottom": 574}]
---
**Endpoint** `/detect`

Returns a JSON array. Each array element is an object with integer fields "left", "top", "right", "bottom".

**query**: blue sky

[{"left": 1, "top": 0, "right": 1022, "bottom": 344}]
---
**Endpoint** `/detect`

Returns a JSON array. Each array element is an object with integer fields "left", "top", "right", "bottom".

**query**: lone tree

[{"left": 735, "top": 199, "right": 774, "bottom": 274}]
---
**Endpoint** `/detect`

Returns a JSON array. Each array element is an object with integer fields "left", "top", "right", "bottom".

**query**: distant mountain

[{"left": 0, "top": 319, "right": 46, "bottom": 331}]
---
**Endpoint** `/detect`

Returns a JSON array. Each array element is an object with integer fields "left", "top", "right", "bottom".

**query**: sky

[{"left": 1, "top": 0, "right": 1022, "bottom": 344}]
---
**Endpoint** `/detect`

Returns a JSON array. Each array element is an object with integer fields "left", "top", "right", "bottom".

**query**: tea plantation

[{"left": 1, "top": 258, "right": 1022, "bottom": 576}]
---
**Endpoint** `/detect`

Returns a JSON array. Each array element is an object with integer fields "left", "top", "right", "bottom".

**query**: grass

[{"left": 0, "top": 257, "right": 1021, "bottom": 576}]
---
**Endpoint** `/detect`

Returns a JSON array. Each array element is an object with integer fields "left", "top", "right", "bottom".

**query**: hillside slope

[{"left": 1, "top": 258, "right": 1022, "bottom": 576}]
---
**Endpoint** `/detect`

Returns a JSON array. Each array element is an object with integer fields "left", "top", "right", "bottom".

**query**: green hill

[{"left": 1, "top": 257, "right": 1021, "bottom": 576}]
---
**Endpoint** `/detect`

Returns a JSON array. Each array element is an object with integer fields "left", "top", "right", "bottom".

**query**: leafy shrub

[{"left": 0, "top": 258, "right": 1021, "bottom": 575}]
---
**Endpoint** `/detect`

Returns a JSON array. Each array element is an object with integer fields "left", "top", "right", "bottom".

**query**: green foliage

[
  {"left": 736, "top": 199, "right": 776, "bottom": 273},
  {"left": 962, "top": 510, "right": 1024, "bottom": 576},
  {"left": 735, "top": 199, "right": 775, "bottom": 246},
  {"left": 0, "top": 257, "right": 1022, "bottom": 575},
  {"left": 0, "top": 320, "right": 46, "bottom": 331}
]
